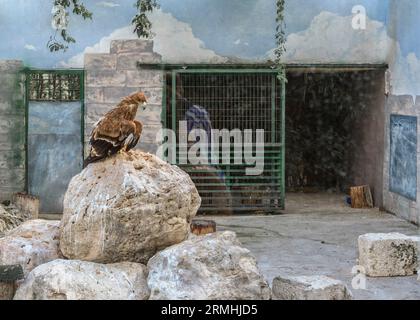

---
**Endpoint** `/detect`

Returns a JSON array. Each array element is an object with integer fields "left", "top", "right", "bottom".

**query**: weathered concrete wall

[
  {"left": 84, "top": 40, "right": 163, "bottom": 156},
  {"left": 0, "top": 60, "right": 25, "bottom": 201},
  {"left": 349, "top": 70, "right": 386, "bottom": 207},
  {"left": 383, "top": 95, "right": 420, "bottom": 225}
]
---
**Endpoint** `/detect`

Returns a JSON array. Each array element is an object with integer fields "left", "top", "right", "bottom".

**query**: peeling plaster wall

[
  {"left": 0, "top": 60, "right": 25, "bottom": 201},
  {"left": 383, "top": 96, "right": 420, "bottom": 225}
]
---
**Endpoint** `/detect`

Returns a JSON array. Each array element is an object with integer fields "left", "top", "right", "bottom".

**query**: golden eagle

[{"left": 84, "top": 92, "right": 147, "bottom": 166}]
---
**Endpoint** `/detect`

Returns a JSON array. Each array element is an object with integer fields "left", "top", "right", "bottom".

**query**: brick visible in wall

[
  {"left": 85, "top": 53, "right": 117, "bottom": 70},
  {"left": 116, "top": 52, "right": 162, "bottom": 70},
  {"left": 86, "top": 69, "right": 126, "bottom": 87},
  {"left": 110, "top": 40, "right": 154, "bottom": 54}
]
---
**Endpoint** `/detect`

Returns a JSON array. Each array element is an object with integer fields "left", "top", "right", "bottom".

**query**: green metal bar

[
  {"left": 171, "top": 70, "right": 177, "bottom": 163},
  {"left": 80, "top": 69, "right": 85, "bottom": 161},
  {"left": 162, "top": 67, "right": 289, "bottom": 214},
  {"left": 192, "top": 190, "right": 282, "bottom": 194},
  {"left": 24, "top": 70, "right": 30, "bottom": 193},
  {"left": 162, "top": 72, "right": 167, "bottom": 128},
  {"left": 175, "top": 69, "right": 278, "bottom": 74},
  {"left": 136, "top": 62, "right": 388, "bottom": 71},
  {"left": 198, "top": 207, "right": 284, "bottom": 212},
  {"left": 280, "top": 78, "right": 286, "bottom": 209},
  {"left": 271, "top": 75, "right": 276, "bottom": 145},
  {"left": 25, "top": 69, "right": 85, "bottom": 74},
  {"left": 161, "top": 72, "right": 167, "bottom": 161}
]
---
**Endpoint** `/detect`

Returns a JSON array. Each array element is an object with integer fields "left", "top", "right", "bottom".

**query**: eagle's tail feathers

[{"left": 83, "top": 154, "right": 107, "bottom": 167}]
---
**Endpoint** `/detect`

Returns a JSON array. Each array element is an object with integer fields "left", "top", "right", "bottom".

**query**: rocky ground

[
  {"left": 0, "top": 203, "right": 30, "bottom": 237},
  {"left": 212, "top": 194, "right": 420, "bottom": 300}
]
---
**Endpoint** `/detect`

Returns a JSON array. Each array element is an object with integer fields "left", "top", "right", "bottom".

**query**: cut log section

[
  {"left": 191, "top": 219, "right": 216, "bottom": 236},
  {"left": 350, "top": 185, "right": 373, "bottom": 209}
]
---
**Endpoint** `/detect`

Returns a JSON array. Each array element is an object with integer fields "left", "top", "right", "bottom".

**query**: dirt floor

[{"left": 210, "top": 193, "right": 420, "bottom": 300}]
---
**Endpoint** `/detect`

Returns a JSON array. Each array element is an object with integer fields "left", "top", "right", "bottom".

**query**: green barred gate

[
  {"left": 25, "top": 69, "right": 85, "bottom": 213},
  {"left": 163, "top": 68, "right": 285, "bottom": 214}
]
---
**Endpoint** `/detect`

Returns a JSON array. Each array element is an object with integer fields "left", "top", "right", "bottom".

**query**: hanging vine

[
  {"left": 48, "top": 0, "right": 92, "bottom": 52},
  {"left": 275, "top": 0, "right": 287, "bottom": 81},
  {"left": 132, "top": 0, "right": 160, "bottom": 38},
  {"left": 48, "top": 0, "right": 159, "bottom": 52}
]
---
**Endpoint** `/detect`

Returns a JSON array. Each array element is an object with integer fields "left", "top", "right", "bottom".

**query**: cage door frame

[{"left": 163, "top": 68, "right": 286, "bottom": 212}]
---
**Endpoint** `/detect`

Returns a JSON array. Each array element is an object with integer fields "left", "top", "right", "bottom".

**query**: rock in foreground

[
  {"left": 358, "top": 233, "right": 419, "bottom": 277},
  {"left": 60, "top": 150, "right": 201, "bottom": 264},
  {"left": 0, "top": 219, "right": 61, "bottom": 276},
  {"left": 0, "top": 219, "right": 61, "bottom": 300},
  {"left": 147, "top": 231, "right": 271, "bottom": 300},
  {"left": 272, "top": 275, "right": 353, "bottom": 300},
  {"left": 0, "top": 203, "right": 32, "bottom": 236},
  {"left": 14, "top": 259, "right": 149, "bottom": 300}
]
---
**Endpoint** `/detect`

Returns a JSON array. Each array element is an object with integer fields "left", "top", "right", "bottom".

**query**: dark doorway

[{"left": 285, "top": 68, "right": 386, "bottom": 207}]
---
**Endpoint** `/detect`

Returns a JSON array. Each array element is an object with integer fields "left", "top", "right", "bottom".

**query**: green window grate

[
  {"left": 27, "top": 72, "right": 82, "bottom": 102},
  {"left": 163, "top": 69, "right": 285, "bottom": 214}
]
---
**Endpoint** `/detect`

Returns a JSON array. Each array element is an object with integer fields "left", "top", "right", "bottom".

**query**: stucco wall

[
  {"left": 349, "top": 70, "right": 386, "bottom": 207},
  {"left": 383, "top": 96, "right": 420, "bottom": 225},
  {"left": 84, "top": 40, "right": 163, "bottom": 156},
  {"left": 0, "top": 60, "right": 25, "bottom": 201}
]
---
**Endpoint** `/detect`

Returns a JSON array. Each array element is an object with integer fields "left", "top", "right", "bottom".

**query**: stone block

[
  {"left": 84, "top": 53, "right": 117, "bottom": 70},
  {"left": 125, "top": 70, "right": 162, "bottom": 87},
  {"left": 0, "top": 73, "right": 19, "bottom": 92},
  {"left": 358, "top": 233, "right": 419, "bottom": 277},
  {"left": 0, "top": 101, "right": 13, "bottom": 114},
  {"left": 0, "top": 150, "right": 25, "bottom": 169},
  {"left": 103, "top": 87, "right": 162, "bottom": 105},
  {"left": 0, "top": 60, "right": 23, "bottom": 73},
  {"left": 272, "top": 275, "right": 353, "bottom": 300},
  {"left": 110, "top": 40, "right": 154, "bottom": 54},
  {"left": 86, "top": 70, "right": 126, "bottom": 87},
  {"left": 117, "top": 52, "right": 162, "bottom": 70},
  {"left": 85, "top": 87, "right": 104, "bottom": 103},
  {"left": 0, "top": 115, "right": 23, "bottom": 134},
  {"left": 0, "top": 169, "right": 24, "bottom": 187}
]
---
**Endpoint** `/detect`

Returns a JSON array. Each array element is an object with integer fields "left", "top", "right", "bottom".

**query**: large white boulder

[
  {"left": 147, "top": 231, "right": 271, "bottom": 300},
  {"left": 358, "top": 233, "right": 419, "bottom": 277},
  {"left": 59, "top": 150, "right": 201, "bottom": 264},
  {"left": 14, "top": 259, "right": 149, "bottom": 300},
  {"left": 0, "top": 219, "right": 61, "bottom": 300},
  {"left": 272, "top": 275, "right": 353, "bottom": 300}
]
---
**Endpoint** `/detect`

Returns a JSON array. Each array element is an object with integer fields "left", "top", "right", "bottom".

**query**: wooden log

[
  {"left": 13, "top": 193, "right": 39, "bottom": 219},
  {"left": 191, "top": 219, "right": 216, "bottom": 236},
  {"left": 350, "top": 185, "right": 373, "bottom": 209}
]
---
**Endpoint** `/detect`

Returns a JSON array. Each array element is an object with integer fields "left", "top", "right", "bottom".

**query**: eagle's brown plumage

[{"left": 84, "top": 92, "right": 147, "bottom": 166}]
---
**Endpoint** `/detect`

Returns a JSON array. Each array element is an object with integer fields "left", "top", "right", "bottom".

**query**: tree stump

[
  {"left": 350, "top": 185, "right": 373, "bottom": 209},
  {"left": 191, "top": 220, "right": 216, "bottom": 236}
]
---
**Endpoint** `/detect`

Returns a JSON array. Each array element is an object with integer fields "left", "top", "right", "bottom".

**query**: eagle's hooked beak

[{"left": 141, "top": 98, "right": 147, "bottom": 111}]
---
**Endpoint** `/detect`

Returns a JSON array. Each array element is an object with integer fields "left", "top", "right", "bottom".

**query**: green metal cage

[{"left": 163, "top": 68, "right": 285, "bottom": 214}]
